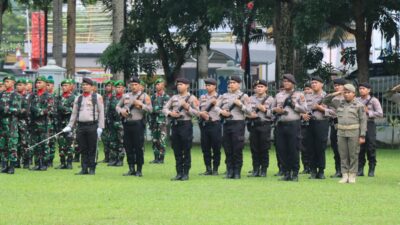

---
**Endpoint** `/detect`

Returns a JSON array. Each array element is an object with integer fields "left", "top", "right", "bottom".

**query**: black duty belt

[
  {"left": 251, "top": 121, "right": 272, "bottom": 127},
  {"left": 78, "top": 121, "right": 98, "bottom": 126},
  {"left": 124, "top": 120, "right": 143, "bottom": 125},
  {"left": 173, "top": 120, "right": 192, "bottom": 126},
  {"left": 278, "top": 120, "right": 300, "bottom": 125}
]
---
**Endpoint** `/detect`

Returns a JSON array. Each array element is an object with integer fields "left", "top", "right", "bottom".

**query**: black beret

[
  {"left": 204, "top": 78, "right": 217, "bottom": 85},
  {"left": 228, "top": 75, "right": 242, "bottom": 83},
  {"left": 311, "top": 76, "right": 323, "bottom": 83},
  {"left": 359, "top": 82, "right": 371, "bottom": 89},
  {"left": 82, "top": 77, "right": 94, "bottom": 86},
  {"left": 129, "top": 76, "right": 140, "bottom": 84},
  {"left": 333, "top": 78, "right": 346, "bottom": 85},
  {"left": 283, "top": 73, "right": 296, "bottom": 84},
  {"left": 176, "top": 77, "right": 190, "bottom": 85},
  {"left": 304, "top": 82, "right": 311, "bottom": 88},
  {"left": 253, "top": 79, "right": 268, "bottom": 87}
]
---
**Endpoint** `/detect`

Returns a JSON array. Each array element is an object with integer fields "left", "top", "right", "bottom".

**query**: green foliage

[
  {"left": 0, "top": 9, "right": 26, "bottom": 54},
  {"left": 303, "top": 46, "right": 324, "bottom": 70},
  {"left": 340, "top": 47, "right": 357, "bottom": 67}
]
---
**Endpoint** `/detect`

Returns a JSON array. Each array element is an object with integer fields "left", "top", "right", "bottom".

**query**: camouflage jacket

[
  {"left": 106, "top": 93, "right": 123, "bottom": 125},
  {"left": 150, "top": 91, "right": 170, "bottom": 124},
  {"left": 56, "top": 92, "right": 76, "bottom": 128},
  {"left": 29, "top": 91, "right": 54, "bottom": 125},
  {"left": 0, "top": 90, "right": 21, "bottom": 131}
]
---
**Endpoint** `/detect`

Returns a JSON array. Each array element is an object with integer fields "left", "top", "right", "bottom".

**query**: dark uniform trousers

[
  {"left": 359, "top": 120, "right": 377, "bottom": 167},
  {"left": 330, "top": 124, "right": 340, "bottom": 171},
  {"left": 275, "top": 120, "right": 301, "bottom": 173},
  {"left": 200, "top": 121, "right": 221, "bottom": 169},
  {"left": 248, "top": 121, "right": 272, "bottom": 169},
  {"left": 77, "top": 122, "right": 98, "bottom": 170},
  {"left": 223, "top": 121, "right": 245, "bottom": 173},
  {"left": 123, "top": 121, "right": 145, "bottom": 166},
  {"left": 273, "top": 127, "right": 283, "bottom": 172},
  {"left": 305, "top": 119, "right": 329, "bottom": 171},
  {"left": 299, "top": 124, "right": 310, "bottom": 170},
  {"left": 171, "top": 121, "right": 193, "bottom": 175}
]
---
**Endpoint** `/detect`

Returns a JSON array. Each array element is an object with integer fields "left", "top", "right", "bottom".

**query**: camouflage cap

[
  {"left": 3, "top": 75, "right": 16, "bottom": 82},
  {"left": 114, "top": 80, "right": 125, "bottom": 87},
  {"left": 16, "top": 79, "right": 27, "bottom": 84},
  {"left": 35, "top": 75, "right": 47, "bottom": 83}
]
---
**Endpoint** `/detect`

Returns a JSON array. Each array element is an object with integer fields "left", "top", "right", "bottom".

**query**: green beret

[
  {"left": 16, "top": 79, "right": 27, "bottom": 84},
  {"left": 61, "top": 79, "right": 73, "bottom": 85},
  {"left": 26, "top": 79, "right": 33, "bottom": 84},
  {"left": 155, "top": 78, "right": 165, "bottom": 84},
  {"left": 104, "top": 80, "right": 114, "bottom": 86},
  {"left": 71, "top": 79, "right": 76, "bottom": 84},
  {"left": 3, "top": 75, "right": 16, "bottom": 82},
  {"left": 35, "top": 76, "right": 47, "bottom": 83},
  {"left": 140, "top": 80, "right": 146, "bottom": 86},
  {"left": 46, "top": 79, "right": 55, "bottom": 84},
  {"left": 92, "top": 81, "right": 98, "bottom": 86},
  {"left": 114, "top": 80, "right": 124, "bottom": 87}
]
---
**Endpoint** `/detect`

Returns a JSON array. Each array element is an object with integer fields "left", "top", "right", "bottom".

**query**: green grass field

[{"left": 0, "top": 144, "right": 399, "bottom": 225}]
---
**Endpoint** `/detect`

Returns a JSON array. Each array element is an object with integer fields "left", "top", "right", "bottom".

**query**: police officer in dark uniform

[
  {"left": 272, "top": 74, "right": 307, "bottom": 181},
  {"left": 217, "top": 76, "right": 249, "bottom": 179},
  {"left": 246, "top": 79, "right": 274, "bottom": 177},
  {"left": 197, "top": 78, "right": 221, "bottom": 176},
  {"left": 299, "top": 82, "right": 313, "bottom": 174},
  {"left": 163, "top": 78, "right": 199, "bottom": 181},
  {"left": 63, "top": 78, "right": 105, "bottom": 175}
]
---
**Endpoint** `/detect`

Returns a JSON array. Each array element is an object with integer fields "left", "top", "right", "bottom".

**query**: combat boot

[
  {"left": 7, "top": 162, "right": 15, "bottom": 174},
  {"left": 149, "top": 154, "right": 159, "bottom": 164},
  {"left": 23, "top": 158, "right": 30, "bottom": 169},
  {"left": 368, "top": 164, "right": 375, "bottom": 177},
  {"left": 199, "top": 165, "right": 212, "bottom": 175},
  {"left": 291, "top": 171, "right": 299, "bottom": 182},
  {"left": 348, "top": 173, "right": 356, "bottom": 184},
  {"left": 39, "top": 159, "right": 47, "bottom": 171},
  {"left": 357, "top": 166, "right": 364, "bottom": 176},
  {"left": 224, "top": 167, "right": 234, "bottom": 179},
  {"left": 181, "top": 168, "right": 189, "bottom": 181},
  {"left": 135, "top": 164, "right": 143, "bottom": 177},
  {"left": 115, "top": 159, "right": 123, "bottom": 167},
  {"left": 88, "top": 167, "right": 96, "bottom": 175},
  {"left": 1, "top": 161, "right": 8, "bottom": 173},
  {"left": 66, "top": 156, "right": 73, "bottom": 169},
  {"left": 107, "top": 159, "right": 117, "bottom": 166},
  {"left": 55, "top": 157, "right": 67, "bottom": 169},
  {"left": 279, "top": 171, "right": 291, "bottom": 181},
  {"left": 247, "top": 166, "right": 259, "bottom": 177},
  {"left": 73, "top": 153, "right": 80, "bottom": 162},
  {"left": 30, "top": 160, "right": 41, "bottom": 171},
  {"left": 100, "top": 151, "right": 109, "bottom": 163},
  {"left": 75, "top": 165, "right": 88, "bottom": 175},
  {"left": 233, "top": 167, "right": 241, "bottom": 179},
  {"left": 339, "top": 173, "right": 349, "bottom": 183},
  {"left": 14, "top": 160, "right": 21, "bottom": 168},
  {"left": 171, "top": 167, "right": 183, "bottom": 181},
  {"left": 259, "top": 166, "right": 267, "bottom": 177},
  {"left": 330, "top": 166, "right": 342, "bottom": 178},
  {"left": 158, "top": 155, "right": 164, "bottom": 164},
  {"left": 212, "top": 166, "right": 219, "bottom": 175},
  {"left": 309, "top": 169, "right": 317, "bottom": 179},
  {"left": 123, "top": 164, "right": 136, "bottom": 176},
  {"left": 316, "top": 169, "right": 325, "bottom": 179},
  {"left": 274, "top": 169, "right": 283, "bottom": 176}
]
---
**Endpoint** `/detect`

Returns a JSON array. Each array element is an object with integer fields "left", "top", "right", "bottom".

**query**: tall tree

[
  {"left": 66, "top": 0, "right": 75, "bottom": 77},
  {"left": 52, "top": 0, "right": 62, "bottom": 66},
  {"left": 0, "top": 0, "right": 10, "bottom": 54},
  {"left": 111, "top": 0, "right": 124, "bottom": 80}
]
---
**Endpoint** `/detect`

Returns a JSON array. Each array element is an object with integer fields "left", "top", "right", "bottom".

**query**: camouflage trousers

[
  {"left": 57, "top": 131, "right": 74, "bottom": 160},
  {"left": 30, "top": 122, "right": 50, "bottom": 162},
  {"left": 150, "top": 123, "right": 168, "bottom": 157},
  {"left": 48, "top": 120, "right": 57, "bottom": 162},
  {"left": 0, "top": 118, "right": 19, "bottom": 162},
  {"left": 17, "top": 118, "right": 30, "bottom": 162},
  {"left": 109, "top": 121, "right": 125, "bottom": 161},
  {"left": 101, "top": 125, "right": 112, "bottom": 158}
]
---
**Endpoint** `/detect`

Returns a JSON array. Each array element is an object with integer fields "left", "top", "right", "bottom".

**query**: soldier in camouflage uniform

[
  {"left": 149, "top": 78, "right": 170, "bottom": 164},
  {"left": 101, "top": 80, "right": 114, "bottom": 163},
  {"left": 71, "top": 79, "right": 81, "bottom": 162},
  {"left": 55, "top": 79, "right": 76, "bottom": 169},
  {"left": 15, "top": 79, "right": 30, "bottom": 168},
  {"left": 46, "top": 78, "right": 57, "bottom": 167},
  {"left": 26, "top": 79, "right": 33, "bottom": 95},
  {"left": 29, "top": 76, "right": 54, "bottom": 171},
  {"left": 107, "top": 80, "right": 125, "bottom": 166},
  {"left": 25, "top": 79, "right": 33, "bottom": 166},
  {"left": 0, "top": 75, "right": 21, "bottom": 174}
]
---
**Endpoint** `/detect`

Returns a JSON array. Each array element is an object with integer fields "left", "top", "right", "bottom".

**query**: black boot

[
  {"left": 1, "top": 161, "right": 8, "bottom": 173},
  {"left": 66, "top": 156, "right": 73, "bottom": 169},
  {"left": 123, "top": 164, "right": 136, "bottom": 176},
  {"left": 368, "top": 164, "right": 375, "bottom": 177},
  {"left": 247, "top": 166, "right": 260, "bottom": 177},
  {"left": 171, "top": 167, "right": 183, "bottom": 181},
  {"left": 88, "top": 167, "right": 96, "bottom": 175},
  {"left": 309, "top": 168, "right": 317, "bottom": 179},
  {"left": 259, "top": 166, "right": 267, "bottom": 177},
  {"left": 115, "top": 158, "right": 123, "bottom": 167},
  {"left": 15, "top": 160, "right": 21, "bottom": 168},
  {"left": 73, "top": 153, "right": 80, "bottom": 162},
  {"left": 274, "top": 168, "right": 284, "bottom": 176},
  {"left": 357, "top": 166, "right": 364, "bottom": 176},
  {"left": 30, "top": 160, "right": 41, "bottom": 171},
  {"left": 158, "top": 155, "right": 164, "bottom": 164},
  {"left": 212, "top": 166, "right": 219, "bottom": 175},
  {"left": 199, "top": 165, "right": 212, "bottom": 175},
  {"left": 150, "top": 154, "right": 159, "bottom": 164},
  {"left": 291, "top": 171, "right": 299, "bottom": 182},
  {"left": 135, "top": 164, "right": 143, "bottom": 177},
  {"left": 75, "top": 164, "right": 88, "bottom": 175},
  {"left": 330, "top": 166, "right": 342, "bottom": 178},
  {"left": 233, "top": 167, "right": 241, "bottom": 179},
  {"left": 316, "top": 169, "right": 325, "bottom": 179},
  {"left": 107, "top": 159, "right": 117, "bottom": 166},
  {"left": 7, "top": 161, "right": 15, "bottom": 174},
  {"left": 40, "top": 159, "right": 47, "bottom": 171},
  {"left": 23, "top": 158, "right": 30, "bottom": 169},
  {"left": 100, "top": 151, "right": 109, "bottom": 163},
  {"left": 47, "top": 160, "right": 53, "bottom": 168},
  {"left": 279, "top": 171, "right": 291, "bottom": 181},
  {"left": 181, "top": 168, "right": 189, "bottom": 181},
  {"left": 55, "top": 157, "right": 67, "bottom": 169},
  {"left": 224, "top": 167, "right": 234, "bottom": 179}
]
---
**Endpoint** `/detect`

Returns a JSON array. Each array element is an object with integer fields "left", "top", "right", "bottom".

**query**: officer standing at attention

[
  {"left": 197, "top": 78, "right": 221, "bottom": 176},
  {"left": 357, "top": 82, "right": 383, "bottom": 177},
  {"left": 30, "top": 76, "right": 54, "bottom": 171},
  {"left": 246, "top": 79, "right": 274, "bottom": 177},
  {"left": 163, "top": 78, "right": 199, "bottom": 181},
  {"left": 15, "top": 79, "right": 29, "bottom": 168},
  {"left": 217, "top": 76, "right": 249, "bottom": 179},
  {"left": 324, "top": 84, "right": 367, "bottom": 184},
  {"left": 63, "top": 78, "right": 105, "bottom": 175},
  {"left": 149, "top": 78, "right": 170, "bottom": 164},
  {"left": 325, "top": 78, "right": 346, "bottom": 178},
  {"left": 299, "top": 82, "right": 312, "bottom": 174},
  {"left": 302, "top": 76, "right": 329, "bottom": 179},
  {"left": 0, "top": 75, "right": 21, "bottom": 174},
  {"left": 55, "top": 79, "right": 76, "bottom": 169},
  {"left": 116, "top": 76, "right": 152, "bottom": 177},
  {"left": 101, "top": 80, "right": 115, "bottom": 164},
  {"left": 272, "top": 74, "right": 307, "bottom": 181},
  {"left": 46, "top": 78, "right": 57, "bottom": 167}
]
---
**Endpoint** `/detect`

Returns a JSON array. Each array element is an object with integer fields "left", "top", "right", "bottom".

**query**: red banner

[{"left": 31, "top": 12, "right": 45, "bottom": 69}]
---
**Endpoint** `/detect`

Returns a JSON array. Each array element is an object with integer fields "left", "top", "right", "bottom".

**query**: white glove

[
  {"left": 97, "top": 128, "right": 103, "bottom": 138},
  {"left": 62, "top": 126, "right": 72, "bottom": 133}
]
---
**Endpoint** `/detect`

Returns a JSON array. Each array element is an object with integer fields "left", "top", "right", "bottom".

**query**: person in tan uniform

[
  {"left": 324, "top": 84, "right": 367, "bottom": 184},
  {"left": 63, "top": 78, "right": 105, "bottom": 175}
]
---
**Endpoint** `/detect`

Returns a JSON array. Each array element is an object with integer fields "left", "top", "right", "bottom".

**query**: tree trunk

[
  {"left": 353, "top": 0, "right": 370, "bottom": 83},
  {"left": 197, "top": 44, "right": 208, "bottom": 79},
  {"left": 52, "top": 0, "right": 63, "bottom": 67},
  {"left": 44, "top": 7, "right": 48, "bottom": 65},
  {"left": 66, "top": 0, "right": 76, "bottom": 78},
  {"left": 112, "top": 0, "right": 125, "bottom": 80},
  {"left": 0, "top": 2, "right": 4, "bottom": 49},
  {"left": 274, "top": 0, "right": 294, "bottom": 84}
]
